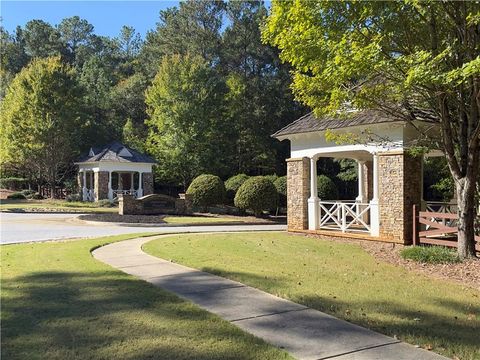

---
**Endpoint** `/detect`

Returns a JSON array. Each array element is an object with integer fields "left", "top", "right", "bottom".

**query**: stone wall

[
  {"left": 94, "top": 171, "right": 109, "bottom": 201},
  {"left": 286, "top": 157, "right": 309, "bottom": 230},
  {"left": 119, "top": 194, "right": 192, "bottom": 215},
  {"left": 378, "top": 152, "right": 422, "bottom": 243},
  {"left": 142, "top": 172, "right": 154, "bottom": 195}
]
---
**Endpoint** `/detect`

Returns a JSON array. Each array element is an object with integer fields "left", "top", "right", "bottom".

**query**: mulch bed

[
  {"left": 78, "top": 213, "right": 167, "bottom": 224},
  {"left": 308, "top": 233, "right": 480, "bottom": 290}
]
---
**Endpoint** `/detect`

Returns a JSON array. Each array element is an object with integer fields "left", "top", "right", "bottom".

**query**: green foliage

[
  {"left": 7, "top": 192, "right": 26, "bottom": 200},
  {"left": 1, "top": 57, "right": 85, "bottom": 195},
  {"left": 234, "top": 176, "right": 278, "bottom": 216},
  {"left": 0, "top": 177, "right": 27, "bottom": 190},
  {"left": 66, "top": 194, "right": 82, "bottom": 202},
  {"left": 317, "top": 175, "right": 339, "bottom": 200},
  {"left": 225, "top": 174, "right": 250, "bottom": 203},
  {"left": 30, "top": 192, "right": 44, "bottom": 200},
  {"left": 401, "top": 246, "right": 460, "bottom": 264},
  {"left": 20, "top": 189, "right": 36, "bottom": 197},
  {"left": 97, "top": 199, "right": 114, "bottom": 208},
  {"left": 145, "top": 54, "right": 229, "bottom": 188},
  {"left": 186, "top": 174, "right": 226, "bottom": 210},
  {"left": 263, "top": 174, "right": 278, "bottom": 184},
  {"left": 273, "top": 176, "right": 287, "bottom": 207}
]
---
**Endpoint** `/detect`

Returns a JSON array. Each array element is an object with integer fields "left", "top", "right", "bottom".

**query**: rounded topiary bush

[
  {"left": 234, "top": 176, "right": 278, "bottom": 217},
  {"left": 7, "top": 192, "right": 27, "bottom": 200},
  {"left": 274, "top": 176, "right": 287, "bottom": 206},
  {"left": 186, "top": 174, "right": 225, "bottom": 210},
  {"left": 263, "top": 174, "right": 279, "bottom": 184},
  {"left": 317, "top": 175, "right": 339, "bottom": 200},
  {"left": 225, "top": 174, "right": 249, "bottom": 203}
]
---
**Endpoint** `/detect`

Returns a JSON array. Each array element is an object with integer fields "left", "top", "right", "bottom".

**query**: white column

[
  {"left": 82, "top": 170, "right": 87, "bottom": 201},
  {"left": 130, "top": 172, "right": 134, "bottom": 193},
  {"left": 137, "top": 172, "right": 143, "bottom": 198},
  {"left": 108, "top": 171, "right": 113, "bottom": 201},
  {"left": 356, "top": 160, "right": 366, "bottom": 203},
  {"left": 308, "top": 156, "right": 320, "bottom": 230},
  {"left": 369, "top": 153, "right": 380, "bottom": 236}
]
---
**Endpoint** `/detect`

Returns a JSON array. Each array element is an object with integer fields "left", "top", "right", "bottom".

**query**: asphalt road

[{"left": 0, "top": 212, "right": 286, "bottom": 244}]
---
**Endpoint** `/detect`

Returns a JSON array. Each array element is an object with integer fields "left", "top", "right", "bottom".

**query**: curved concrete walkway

[{"left": 93, "top": 235, "right": 448, "bottom": 360}]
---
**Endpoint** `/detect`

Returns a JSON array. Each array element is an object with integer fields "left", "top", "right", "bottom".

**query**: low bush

[
  {"left": 263, "top": 174, "right": 279, "bottom": 184},
  {"left": 274, "top": 176, "right": 287, "bottom": 206},
  {"left": 224, "top": 174, "right": 249, "bottom": 203},
  {"left": 317, "top": 175, "right": 339, "bottom": 200},
  {"left": 66, "top": 194, "right": 82, "bottom": 202},
  {"left": 186, "top": 174, "right": 225, "bottom": 211},
  {"left": 0, "top": 177, "right": 27, "bottom": 190},
  {"left": 401, "top": 246, "right": 460, "bottom": 264},
  {"left": 7, "top": 192, "right": 27, "bottom": 200},
  {"left": 20, "top": 189, "right": 36, "bottom": 197},
  {"left": 234, "top": 176, "right": 278, "bottom": 217},
  {"left": 30, "top": 192, "right": 44, "bottom": 200}
]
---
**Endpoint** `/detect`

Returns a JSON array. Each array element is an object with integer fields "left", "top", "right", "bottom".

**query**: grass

[
  {"left": 163, "top": 216, "right": 246, "bottom": 224},
  {"left": 143, "top": 232, "right": 480, "bottom": 360},
  {"left": 0, "top": 199, "right": 117, "bottom": 213},
  {"left": 0, "top": 234, "right": 291, "bottom": 360},
  {"left": 401, "top": 245, "right": 460, "bottom": 264}
]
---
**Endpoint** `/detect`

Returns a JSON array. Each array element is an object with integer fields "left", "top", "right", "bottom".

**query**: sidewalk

[{"left": 92, "top": 235, "right": 449, "bottom": 360}]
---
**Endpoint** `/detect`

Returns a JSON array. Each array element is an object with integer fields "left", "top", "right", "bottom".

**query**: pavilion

[
  {"left": 75, "top": 142, "right": 156, "bottom": 202},
  {"left": 273, "top": 109, "right": 447, "bottom": 244}
]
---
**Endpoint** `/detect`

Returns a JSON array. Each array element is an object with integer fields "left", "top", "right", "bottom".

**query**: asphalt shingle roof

[
  {"left": 272, "top": 109, "right": 399, "bottom": 138},
  {"left": 76, "top": 141, "right": 156, "bottom": 164}
]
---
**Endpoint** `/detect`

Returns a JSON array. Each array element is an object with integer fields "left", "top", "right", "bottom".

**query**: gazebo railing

[
  {"left": 318, "top": 201, "right": 371, "bottom": 233},
  {"left": 84, "top": 189, "right": 95, "bottom": 202},
  {"left": 112, "top": 189, "right": 138, "bottom": 200}
]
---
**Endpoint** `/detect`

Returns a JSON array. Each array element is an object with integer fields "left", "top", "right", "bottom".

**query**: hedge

[
  {"left": 225, "top": 174, "right": 249, "bottom": 203},
  {"left": 273, "top": 176, "right": 287, "bottom": 206},
  {"left": 186, "top": 174, "right": 225, "bottom": 211},
  {"left": 317, "top": 175, "right": 339, "bottom": 200},
  {"left": 234, "top": 176, "right": 278, "bottom": 217}
]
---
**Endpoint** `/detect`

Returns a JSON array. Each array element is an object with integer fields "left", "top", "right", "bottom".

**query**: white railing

[
  {"left": 83, "top": 188, "right": 95, "bottom": 202},
  {"left": 112, "top": 190, "right": 138, "bottom": 200},
  {"left": 425, "top": 201, "right": 457, "bottom": 230},
  {"left": 318, "top": 201, "right": 371, "bottom": 233}
]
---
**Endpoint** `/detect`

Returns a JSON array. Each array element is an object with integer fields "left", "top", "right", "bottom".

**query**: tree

[
  {"left": 145, "top": 54, "right": 228, "bottom": 189},
  {"left": 0, "top": 57, "right": 85, "bottom": 197},
  {"left": 58, "top": 16, "right": 94, "bottom": 65},
  {"left": 263, "top": 1, "right": 480, "bottom": 259},
  {"left": 139, "top": 0, "right": 224, "bottom": 77},
  {"left": 23, "top": 20, "right": 65, "bottom": 58}
]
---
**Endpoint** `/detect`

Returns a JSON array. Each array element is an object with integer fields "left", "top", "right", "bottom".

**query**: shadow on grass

[
  {"left": 1, "top": 271, "right": 288, "bottom": 360},
  {"left": 199, "top": 267, "right": 479, "bottom": 356}
]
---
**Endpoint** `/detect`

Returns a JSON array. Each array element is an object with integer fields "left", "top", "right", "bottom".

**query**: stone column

[
  {"left": 142, "top": 172, "right": 154, "bottom": 195},
  {"left": 308, "top": 156, "right": 319, "bottom": 230},
  {"left": 108, "top": 172, "right": 113, "bottom": 201},
  {"left": 130, "top": 172, "right": 134, "bottom": 192},
  {"left": 94, "top": 171, "right": 109, "bottom": 201},
  {"left": 118, "top": 172, "right": 123, "bottom": 191},
  {"left": 286, "top": 157, "right": 310, "bottom": 231},
  {"left": 378, "top": 151, "right": 422, "bottom": 244}
]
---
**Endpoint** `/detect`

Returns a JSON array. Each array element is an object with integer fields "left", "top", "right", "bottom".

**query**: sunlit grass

[{"left": 144, "top": 232, "right": 480, "bottom": 360}]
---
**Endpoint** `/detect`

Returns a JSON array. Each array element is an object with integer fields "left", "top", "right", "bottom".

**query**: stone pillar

[
  {"left": 77, "top": 172, "right": 82, "bottom": 197},
  {"left": 108, "top": 172, "right": 113, "bottom": 201},
  {"left": 378, "top": 151, "right": 422, "bottom": 244},
  {"left": 94, "top": 171, "right": 109, "bottom": 201},
  {"left": 142, "top": 172, "right": 154, "bottom": 195},
  {"left": 363, "top": 161, "right": 373, "bottom": 202},
  {"left": 286, "top": 157, "right": 310, "bottom": 231}
]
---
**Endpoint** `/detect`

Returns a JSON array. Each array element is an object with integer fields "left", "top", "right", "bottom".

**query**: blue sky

[{"left": 1, "top": 1, "right": 181, "bottom": 38}]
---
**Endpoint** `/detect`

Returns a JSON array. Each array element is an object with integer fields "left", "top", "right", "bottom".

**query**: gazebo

[
  {"left": 273, "top": 109, "right": 445, "bottom": 244},
  {"left": 75, "top": 142, "right": 156, "bottom": 202}
]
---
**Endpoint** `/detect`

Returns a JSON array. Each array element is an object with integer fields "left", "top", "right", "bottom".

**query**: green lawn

[
  {"left": 0, "top": 199, "right": 116, "bottom": 213},
  {"left": 1, "top": 234, "right": 291, "bottom": 360},
  {"left": 144, "top": 232, "right": 480, "bottom": 360}
]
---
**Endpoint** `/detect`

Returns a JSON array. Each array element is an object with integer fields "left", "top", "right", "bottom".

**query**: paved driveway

[{"left": 0, "top": 212, "right": 286, "bottom": 244}]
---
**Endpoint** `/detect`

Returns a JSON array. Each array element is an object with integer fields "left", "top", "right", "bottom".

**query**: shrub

[
  {"left": 30, "top": 192, "right": 44, "bottom": 200},
  {"left": 20, "top": 189, "right": 36, "bottom": 196},
  {"left": 274, "top": 176, "right": 287, "bottom": 206},
  {"left": 66, "top": 194, "right": 82, "bottom": 202},
  {"left": 0, "top": 177, "right": 27, "bottom": 190},
  {"left": 317, "top": 175, "right": 339, "bottom": 200},
  {"left": 186, "top": 174, "right": 225, "bottom": 210},
  {"left": 234, "top": 176, "right": 278, "bottom": 217},
  {"left": 263, "top": 174, "right": 279, "bottom": 184},
  {"left": 401, "top": 246, "right": 460, "bottom": 264},
  {"left": 225, "top": 174, "right": 249, "bottom": 203},
  {"left": 7, "top": 192, "right": 26, "bottom": 200}
]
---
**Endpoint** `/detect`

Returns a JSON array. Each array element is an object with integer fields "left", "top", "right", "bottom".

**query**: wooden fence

[
  {"left": 412, "top": 204, "right": 480, "bottom": 251},
  {"left": 39, "top": 187, "right": 71, "bottom": 199}
]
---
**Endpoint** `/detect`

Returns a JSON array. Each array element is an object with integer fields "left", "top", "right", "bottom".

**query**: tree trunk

[{"left": 455, "top": 177, "right": 477, "bottom": 259}]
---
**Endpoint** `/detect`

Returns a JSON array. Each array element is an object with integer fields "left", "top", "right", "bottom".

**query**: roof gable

[{"left": 76, "top": 141, "right": 156, "bottom": 164}]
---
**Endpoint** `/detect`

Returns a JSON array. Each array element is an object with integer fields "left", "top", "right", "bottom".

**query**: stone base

[{"left": 286, "top": 157, "right": 310, "bottom": 230}]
